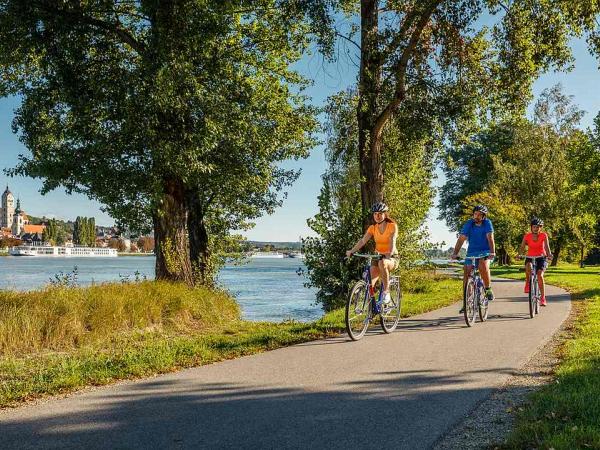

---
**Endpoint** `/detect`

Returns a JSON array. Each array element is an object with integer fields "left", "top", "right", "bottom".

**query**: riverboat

[
  {"left": 250, "top": 252, "right": 285, "bottom": 259},
  {"left": 9, "top": 245, "right": 118, "bottom": 257}
]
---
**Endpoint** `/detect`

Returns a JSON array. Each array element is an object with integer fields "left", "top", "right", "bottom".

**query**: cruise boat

[
  {"left": 9, "top": 245, "right": 118, "bottom": 257},
  {"left": 288, "top": 252, "right": 305, "bottom": 259},
  {"left": 250, "top": 251, "right": 285, "bottom": 259}
]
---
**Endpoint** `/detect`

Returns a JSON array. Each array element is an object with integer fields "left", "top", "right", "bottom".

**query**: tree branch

[
  {"left": 32, "top": 1, "right": 146, "bottom": 54},
  {"left": 335, "top": 30, "right": 361, "bottom": 51},
  {"left": 373, "top": 0, "right": 443, "bottom": 138}
]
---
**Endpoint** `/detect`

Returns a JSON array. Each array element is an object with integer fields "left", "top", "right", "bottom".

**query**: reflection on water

[{"left": 0, "top": 256, "right": 321, "bottom": 322}]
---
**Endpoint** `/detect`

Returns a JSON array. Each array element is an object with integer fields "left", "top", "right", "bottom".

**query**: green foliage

[
  {"left": 73, "top": 216, "right": 95, "bottom": 247},
  {"left": 441, "top": 85, "right": 600, "bottom": 264},
  {"left": 41, "top": 218, "right": 66, "bottom": 246}
]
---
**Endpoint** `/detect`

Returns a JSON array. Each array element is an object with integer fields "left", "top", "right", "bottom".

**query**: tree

[
  {"left": 304, "top": 89, "right": 435, "bottom": 309},
  {"left": 137, "top": 236, "right": 155, "bottom": 253},
  {"left": 332, "top": 0, "right": 600, "bottom": 228},
  {"left": 441, "top": 85, "right": 598, "bottom": 265},
  {"left": 0, "top": 1, "right": 327, "bottom": 286}
]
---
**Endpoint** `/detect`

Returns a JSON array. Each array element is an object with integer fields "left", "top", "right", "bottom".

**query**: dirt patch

[{"left": 432, "top": 297, "right": 583, "bottom": 450}]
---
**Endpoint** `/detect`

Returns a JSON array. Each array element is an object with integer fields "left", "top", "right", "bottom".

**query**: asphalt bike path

[{"left": 0, "top": 278, "right": 570, "bottom": 450}]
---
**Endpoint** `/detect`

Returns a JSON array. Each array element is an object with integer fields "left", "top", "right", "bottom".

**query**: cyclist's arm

[
  {"left": 385, "top": 223, "right": 399, "bottom": 258},
  {"left": 347, "top": 230, "right": 373, "bottom": 255},
  {"left": 486, "top": 232, "right": 496, "bottom": 256},
  {"left": 544, "top": 235, "right": 553, "bottom": 259},
  {"left": 451, "top": 235, "right": 467, "bottom": 258}
]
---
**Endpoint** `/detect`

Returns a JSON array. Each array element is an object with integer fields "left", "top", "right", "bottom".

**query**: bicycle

[
  {"left": 456, "top": 253, "right": 492, "bottom": 327},
  {"left": 519, "top": 254, "right": 547, "bottom": 318},
  {"left": 345, "top": 253, "right": 402, "bottom": 341}
]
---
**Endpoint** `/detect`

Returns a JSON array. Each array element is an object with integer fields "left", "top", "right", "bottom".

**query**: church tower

[
  {"left": 1, "top": 185, "right": 15, "bottom": 229},
  {"left": 12, "top": 198, "right": 25, "bottom": 236}
]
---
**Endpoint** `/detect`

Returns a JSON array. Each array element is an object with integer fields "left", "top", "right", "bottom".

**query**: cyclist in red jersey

[{"left": 518, "top": 217, "right": 553, "bottom": 306}]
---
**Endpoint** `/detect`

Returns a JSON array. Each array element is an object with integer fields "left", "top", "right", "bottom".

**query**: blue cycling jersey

[{"left": 460, "top": 218, "right": 494, "bottom": 256}]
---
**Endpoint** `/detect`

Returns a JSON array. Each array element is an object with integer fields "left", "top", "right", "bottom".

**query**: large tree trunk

[
  {"left": 186, "top": 190, "right": 211, "bottom": 286},
  {"left": 153, "top": 177, "right": 194, "bottom": 285},
  {"left": 357, "top": 0, "right": 384, "bottom": 231}
]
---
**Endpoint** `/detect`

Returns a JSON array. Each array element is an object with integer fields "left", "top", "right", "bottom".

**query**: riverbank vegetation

[
  {"left": 0, "top": 272, "right": 461, "bottom": 408},
  {"left": 491, "top": 265, "right": 600, "bottom": 449}
]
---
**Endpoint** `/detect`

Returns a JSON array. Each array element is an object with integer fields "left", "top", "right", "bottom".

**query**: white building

[{"left": 0, "top": 186, "right": 15, "bottom": 229}]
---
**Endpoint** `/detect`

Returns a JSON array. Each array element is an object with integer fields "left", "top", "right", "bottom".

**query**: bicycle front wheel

[
  {"left": 380, "top": 277, "right": 402, "bottom": 333},
  {"left": 528, "top": 274, "right": 537, "bottom": 318},
  {"left": 464, "top": 279, "right": 477, "bottom": 327},
  {"left": 346, "top": 280, "right": 370, "bottom": 340},
  {"left": 478, "top": 283, "right": 489, "bottom": 322}
]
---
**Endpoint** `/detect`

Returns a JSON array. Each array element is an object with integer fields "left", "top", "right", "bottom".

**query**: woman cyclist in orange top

[
  {"left": 518, "top": 217, "right": 553, "bottom": 306},
  {"left": 346, "top": 202, "right": 398, "bottom": 304}
]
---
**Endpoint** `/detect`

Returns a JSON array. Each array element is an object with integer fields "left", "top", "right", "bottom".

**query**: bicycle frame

[{"left": 356, "top": 253, "right": 385, "bottom": 315}]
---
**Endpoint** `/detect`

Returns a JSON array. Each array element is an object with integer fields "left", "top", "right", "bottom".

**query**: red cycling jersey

[{"left": 524, "top": 232, "right": 547, "bottom": 257}]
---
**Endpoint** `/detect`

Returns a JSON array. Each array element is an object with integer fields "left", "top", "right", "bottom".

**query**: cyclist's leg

[
  {"left": 370, "top": 264, "right": 380, "bottom": 289},
  {"left": 479, "top": 258, "right": 491, "bottom": 289},
  {"left": 378, "top": 258, "right": 395, "bottom": 293},
  {"left": 524, "top": 259, "right": 532, "bottom": 292}
]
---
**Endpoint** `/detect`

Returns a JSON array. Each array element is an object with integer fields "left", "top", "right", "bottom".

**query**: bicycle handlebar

[
  {"left": 518, "top": 254, "right": 548, "bottom": 259},
  {"left": 450, "top": 252, "right": 492, "bottom": 262},
  {"left": 351, "top": 253, "right": 384, "bottom": 260}
]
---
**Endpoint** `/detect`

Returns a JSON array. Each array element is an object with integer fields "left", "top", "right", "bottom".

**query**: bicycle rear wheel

[
  {"left": 478, "top": 283, "right": 489, "bottom": 322},
  {"left": 380, "top": 277, "right": 402, "bottom": 333},
  {"left": 345, "top": 280, "right": 370, "bottom": 340},
  {"left": 464, "top": 278, "right": 477, "bottom": 327},
  {"left": 528, "top": 274, "right": 537, "bottom": 318}
]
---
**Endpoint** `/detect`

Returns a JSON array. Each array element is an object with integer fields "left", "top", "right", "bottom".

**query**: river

[{"left": 0, "top": 256, "right": 321, "bottom": 322}]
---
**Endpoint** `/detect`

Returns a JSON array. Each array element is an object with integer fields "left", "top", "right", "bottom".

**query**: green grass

[
  {"left": 0, "top": 273, "right": 462, "bottom": 408},
  {"left": 491, "top": 264, "right": 600, "bottom": 449}
]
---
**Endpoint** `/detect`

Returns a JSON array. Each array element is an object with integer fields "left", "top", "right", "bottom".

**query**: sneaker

[
  {"left": 485, "top": 288, "right": 494, "bottom": 301},
  {"left": 383, "top": 292, "right": 392, "bottom": 305},
  {"left": 540, "top": 296, "right": 547, "bottom": 306},
  {"left": 524, "top": 283, "right": 530, "bottom": 293}
]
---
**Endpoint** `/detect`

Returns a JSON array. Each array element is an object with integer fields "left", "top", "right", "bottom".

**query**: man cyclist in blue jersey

[{"left": 450, "top": 205, "right": 496, "bottom": 313}]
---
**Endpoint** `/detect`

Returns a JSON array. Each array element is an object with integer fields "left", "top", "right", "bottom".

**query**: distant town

[{"left": 0, "top": 185, "right": 154, "bottom": 253}]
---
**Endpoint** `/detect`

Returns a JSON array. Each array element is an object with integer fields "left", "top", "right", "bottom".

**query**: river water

[{"left": 0, "top": 256, "right": 322, "bottom": 322}]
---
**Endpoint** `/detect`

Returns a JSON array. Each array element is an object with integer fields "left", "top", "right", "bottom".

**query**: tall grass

[{"left": 0, "top": 282, "right": 240, "bottom": 356}]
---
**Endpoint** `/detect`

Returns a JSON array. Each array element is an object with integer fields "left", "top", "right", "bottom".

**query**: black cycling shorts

[{"left": 525, "top": 257, "right": 547, "bottom": 272}]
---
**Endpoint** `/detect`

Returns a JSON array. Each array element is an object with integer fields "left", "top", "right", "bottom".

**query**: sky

[{"left": 1, "top": 28, "right": 599, "bottom": 243}]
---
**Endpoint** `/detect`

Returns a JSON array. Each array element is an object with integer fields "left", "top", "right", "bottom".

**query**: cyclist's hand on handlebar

[
  {"left": 345, "top": 250, "right": 353, "bottom": 258},
  {"left": 488, "top": 252, "right": 496, "bottom": 260},
  {"left": 449, "top": 253, "right": 459, "bottom": 261}
]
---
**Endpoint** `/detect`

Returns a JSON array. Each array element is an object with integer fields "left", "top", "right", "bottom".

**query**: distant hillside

[{"left": 249, "top": 241, "right": 302, "bottom": 250}]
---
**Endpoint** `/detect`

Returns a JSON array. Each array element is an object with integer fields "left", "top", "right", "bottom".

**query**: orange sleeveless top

[{"left": 367, "top": 221, "right": 396, "bottom": 254}]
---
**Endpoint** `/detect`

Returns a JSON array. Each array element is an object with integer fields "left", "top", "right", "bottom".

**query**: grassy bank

[
  {"left": 0, "top": 273, "right": 461, "bottom": 408},
  {"left": 491, "top": 264, "right": 600, "bottom": 449}
]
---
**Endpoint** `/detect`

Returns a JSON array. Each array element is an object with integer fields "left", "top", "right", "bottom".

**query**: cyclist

[
  {"left": 346, "top": 202, "right": 398, "bottom": 304},
  {"left": 450, "top": 205, "right": 496, "bottom": 313},
  {"left": 518, "top": 217, "right": 553, "bottom": 306}
]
